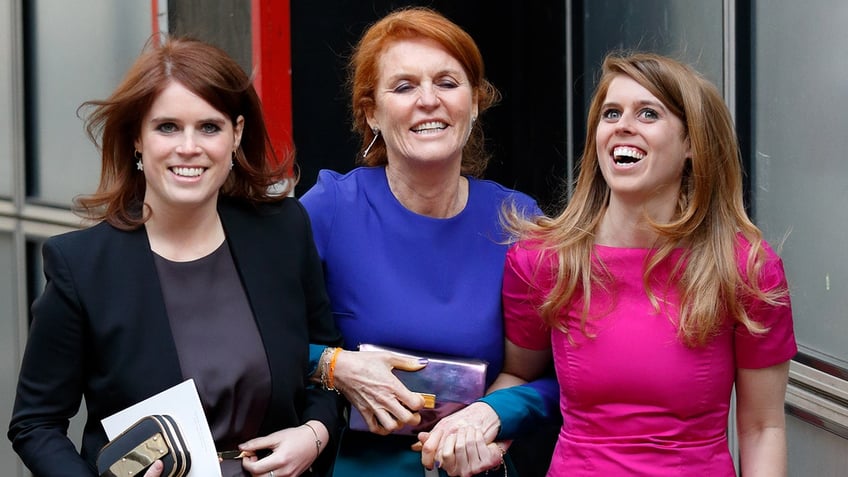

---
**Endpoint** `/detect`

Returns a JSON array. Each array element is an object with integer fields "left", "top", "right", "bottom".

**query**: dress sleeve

[
  {"left": 503, "top": 242, "right": 552, "bottom": 351},
  {"left": 735, "top": 243, "right": 797, "bottom": 369},
  {"left": 478, "top": 373, "right": 559, "bottom": 439},
  {"left": 8, "top": 239, "right": 97, "bottom": 476},
  {"left": 299, "top": 170, "right": 339, "bottom": 259}
]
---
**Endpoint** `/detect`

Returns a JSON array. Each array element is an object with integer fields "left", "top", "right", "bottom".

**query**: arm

[
  {"left": 735, "top": 361, "right": 790, "bottom": 477},
  {"left": 239, "top": 204, "right": 343, "bottom": 475},
  {"left": 8, "top": 240, "right": 95, "bottom": 475}
]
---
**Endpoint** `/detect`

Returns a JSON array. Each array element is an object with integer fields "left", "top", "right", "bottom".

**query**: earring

[
  {"left": 363, "top": 128, "right": 380, "bottom": 158},
  {"left": 231, "top": 150, "right": 236, "bottom": 170},
  {"left": 134, "top": 149, "right": 143, "bottom": 171}
]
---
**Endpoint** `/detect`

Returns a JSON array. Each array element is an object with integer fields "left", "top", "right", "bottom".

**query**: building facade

[{"left": 1, "top": 1, "right": 846, "bottom": 475}]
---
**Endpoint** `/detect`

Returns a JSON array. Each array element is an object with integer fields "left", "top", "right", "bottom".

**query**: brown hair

[
  {"left": 75, "top": 36, "right": 293, "bottom": 230},
  {"left": 348, "top": 7, "right": 499, "bottom": 177},
  {"left": 507, "top": 52, "right": 787, "bottom": 346}
]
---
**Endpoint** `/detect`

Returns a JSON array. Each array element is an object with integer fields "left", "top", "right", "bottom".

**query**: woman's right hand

[
  {"left": 143, "top": 460, "right": 163, "bottom": 477},
  {"left": 333, "top": 349, "right": 427, "bottom": 434}
]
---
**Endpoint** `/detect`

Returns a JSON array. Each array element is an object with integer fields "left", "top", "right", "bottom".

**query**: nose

[
  {"left": 176, "top": 130, "right": 201, "bottom": 155},
  {"left": 417, "top": 85, "right": 440, "bottom": 109},
  {"left": 614, "top": 113, "right": 635, "bottom": 134}
]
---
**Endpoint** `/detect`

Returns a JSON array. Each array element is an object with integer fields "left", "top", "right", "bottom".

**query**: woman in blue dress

[{"left": 302, "top": 7, "right": 558, "bottom": 477}]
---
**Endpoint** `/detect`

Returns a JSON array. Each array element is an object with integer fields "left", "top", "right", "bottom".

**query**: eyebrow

[
  {"left": 601, "top": 98, "right": 667, "bottom": 111},
  {"left": 385, "top": 68, "right": 465, "bottom": 83},
  {"left": 148, "top": 116, "right": 228, "bottom": 125}
]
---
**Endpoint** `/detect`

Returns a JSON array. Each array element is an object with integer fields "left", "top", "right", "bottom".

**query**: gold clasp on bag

[{"left": 107, "top": 432, "right": 169, "bottom": 476}]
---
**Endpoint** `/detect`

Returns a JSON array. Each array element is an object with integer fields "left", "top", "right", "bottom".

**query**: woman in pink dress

[{"left": 473, "top": 52, "right": 795, "bottom": 476}]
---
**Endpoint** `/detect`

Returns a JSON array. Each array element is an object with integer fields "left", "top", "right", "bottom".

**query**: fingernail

[
  {"left": 418, "top": 358, "right": 429, "bottom": 365},
  {"left": 435, "top": 460, "right": 441, "bottom": 469}
]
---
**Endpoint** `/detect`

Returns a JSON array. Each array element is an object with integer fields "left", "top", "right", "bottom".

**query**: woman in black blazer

[{"left": 8, "top": 37, "right": 343, "bottom": 477}]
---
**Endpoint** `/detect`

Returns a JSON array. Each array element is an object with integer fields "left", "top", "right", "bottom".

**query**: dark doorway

[{"left": 290, "top": 1, "right": 569, "bottom": 215}]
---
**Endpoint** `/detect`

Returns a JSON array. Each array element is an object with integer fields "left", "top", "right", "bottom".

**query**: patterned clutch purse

[
  {"left": 96, "top": 414, "right": 192, "bottom": 477},
  {"left": 349, "top": 343, "right": 488, "bottom": 435}
]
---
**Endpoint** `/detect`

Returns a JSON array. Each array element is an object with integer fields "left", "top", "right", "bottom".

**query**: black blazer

[{"left": 8, "top": 197, "right": 344, "bottom": 476}]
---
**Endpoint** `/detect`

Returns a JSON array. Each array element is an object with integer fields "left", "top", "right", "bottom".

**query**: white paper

[{"left": 101, "top": 379, "right": 221, "bottom": 477}]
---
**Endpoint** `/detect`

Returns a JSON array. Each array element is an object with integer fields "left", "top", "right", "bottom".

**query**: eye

[
  {"left": 601, "top": 108, "right": 621, "bottom": 121},
  {"left": 392, "top": 82, "right": 415, "bottom": 94},
  {"left": 436, "top": 77, "right": 459, "bottom": 89},
  {"left": 155, "top": 122, "right": 178, "bottom": 134},
  {"left": 638, "top": 108, "right": 659, "bottom": 121},
  {"left": 200, "top": 122, "right": 222, "bottom": 134}
]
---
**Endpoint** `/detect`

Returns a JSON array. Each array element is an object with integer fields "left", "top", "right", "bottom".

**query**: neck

[
  {"left": 144, "top": 201, "right": 225, "bottom": 261},
  {"left": 385, "top": 163, "right": 468, "bottom": 218},
  {"left": 595, "top": 195, "right": 677, "bottom": 248}
]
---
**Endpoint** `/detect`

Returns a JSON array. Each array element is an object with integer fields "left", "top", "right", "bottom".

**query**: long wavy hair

[
  {"left": 75, "top": 36, "right": 293, "bottom": 230},
  {"left": 507, "top": 52, "right": 787, "bottom": 346},
  {"left": 347, "top": 7, "right": 500, "bottom": 177}
]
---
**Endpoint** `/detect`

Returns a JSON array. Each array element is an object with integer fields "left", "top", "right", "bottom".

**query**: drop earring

[
  {"left": 134, "top": 149, "right": 143, "bottom": 171},
  {"left": 363, "top": 128, "right": 380, "bottom": 158}
]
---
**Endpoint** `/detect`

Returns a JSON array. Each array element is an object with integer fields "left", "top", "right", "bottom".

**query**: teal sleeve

[
  {"left": 309, "top": 343, "right": 329, "bottom": 376},
  {"left": 478, "top": 373, "right": 559, "bottom": 439}
]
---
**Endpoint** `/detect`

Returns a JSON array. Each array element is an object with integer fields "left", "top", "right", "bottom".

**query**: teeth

[
  {"left": 613, "top": 146, "right": 645, "bottom": 162},
  {"left": 412, "top": 121, "right": 447, "bottom": 133},
  {"left": 172, "top": 167, "right": 204, "bottom": 177}
]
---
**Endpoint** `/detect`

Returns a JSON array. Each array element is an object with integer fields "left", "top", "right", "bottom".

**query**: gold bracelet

[{"left": 303, "top": 422, "right": 322, "bottom": 473}]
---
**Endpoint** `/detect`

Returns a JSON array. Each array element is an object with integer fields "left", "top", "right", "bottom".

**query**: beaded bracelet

[{"left": 326, "top": 347, "right": 342, "bottom": 391}]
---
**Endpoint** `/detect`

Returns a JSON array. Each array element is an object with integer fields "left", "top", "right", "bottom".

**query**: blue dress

[{"left": 301, "top": 166, "right": 557, "bottom": 477}]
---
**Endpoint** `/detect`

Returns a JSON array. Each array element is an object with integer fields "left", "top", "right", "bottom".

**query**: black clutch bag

[{"left": 96, "top": 414, "right": 192, "bottom": 477}]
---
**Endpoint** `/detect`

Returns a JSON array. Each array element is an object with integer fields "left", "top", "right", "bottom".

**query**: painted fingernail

[
  {"left": 435, "top": 460, "right": 441, "bottom": 469},
  {"left": 418, "top": 358, "right": 429, "bottom": 365}
]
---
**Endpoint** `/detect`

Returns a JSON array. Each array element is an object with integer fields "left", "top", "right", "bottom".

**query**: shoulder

[
  {"left": 734, "top": 232, "right": 787, "bottom": 289},
  {"left": 468, "top": 177, "right": 540, "bottom": 214},
  {"left": 45, "top": 221, "right": 132, "bottom": 253},
  {"left": 301, "top": 167, "right": 381, "bottom": 205}
]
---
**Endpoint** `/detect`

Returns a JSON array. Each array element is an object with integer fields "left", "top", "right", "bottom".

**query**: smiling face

[
  {"left": 135, "top": 81, "right": 243, "bottom": 216},
  {"left": 595, "top": 75, "right": 690, "bottom": 207},
  {"left": 366, "top": 37, "right": 478, "bottom": 171}
]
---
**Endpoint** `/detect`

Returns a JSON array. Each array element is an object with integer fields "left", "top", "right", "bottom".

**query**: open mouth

[
  {"left": 411, "top": 121, "right": 448, "bottom": 134},
  {"left": 613, "top": 146, "right": 645, "bottom": 166},
  {"left": 171, "top": 166, "right": 205, "bottom": 177}
]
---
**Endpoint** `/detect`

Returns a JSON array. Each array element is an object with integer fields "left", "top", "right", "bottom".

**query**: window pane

[
  {"left": 581, "top": 0, "right": 724, "bottom": 106},
  {"left": 0, "top": 232, "right": 22, "bottom": 472},
  {"left": 27, "top": 0, "right": 150, "bottom": 206},
  {"left": 0, "top": 2, "right": 15, "bottom": 199},
  {"left": 751, "top": 0, "right": 848, "bottom": 369}
]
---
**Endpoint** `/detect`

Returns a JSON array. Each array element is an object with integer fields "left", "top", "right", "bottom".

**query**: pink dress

[{"left": 503, "top": 238, "right": 797, "bottom": 476}]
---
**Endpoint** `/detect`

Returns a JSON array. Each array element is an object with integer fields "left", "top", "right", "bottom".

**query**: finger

[
  {"left": 438, "top": 432, "right": 457, "bottom": 471},
  {"left": 238, "top": 434, "right": 274, "bottom": 452},
  {"left": 420, "top": 427, "right": 445, "bottom": 468},
  {"left": 388, "top": 354, "right": 428, "bottom": 372},
  {"left": 143, "top": 460, "right": 163, "bottom": 477}
]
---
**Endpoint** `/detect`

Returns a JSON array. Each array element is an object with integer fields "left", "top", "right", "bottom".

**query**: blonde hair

[{"left": 507, "top": 52, "right": 787, "bottom": 346}]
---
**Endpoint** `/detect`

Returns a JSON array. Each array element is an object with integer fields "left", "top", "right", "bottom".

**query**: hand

[
  {"left": 418, "top": 428, "right": 506, "bottom": 477},
  {"left": 142, "top": 460, "right": 163, "bottom": 477},
  {"left": 415, "top": 402, "right": 503, "bottom": 475},
  {"left": 238, "top": 423, "right": 328, "bottom": 477},
  {"left": 333, "top": 350, "right": 427, "bottom": 434}
]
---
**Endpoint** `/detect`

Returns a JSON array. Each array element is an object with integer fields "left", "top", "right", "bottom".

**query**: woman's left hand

[
  {"left": 238, "top": 422, "right": 327, "bottom": 477},
  {"left": 415, "top": 402, "right": 504, "bottom": 476},
  {"left": 417, "top": 427, "right": 506, "bottom": 477}
]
